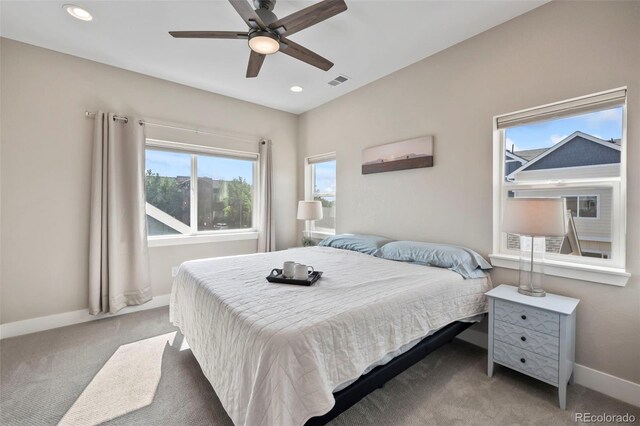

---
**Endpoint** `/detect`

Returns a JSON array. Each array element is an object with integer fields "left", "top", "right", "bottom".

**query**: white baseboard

[
  {"left": 0, "top": 294, "right": 171, "bottom": 340},
  {"left": 456, "top": 331, "right": 640, "bottom": 408},
  {"left": 573, "top": 364, "right": 640, "bottom": 407}
]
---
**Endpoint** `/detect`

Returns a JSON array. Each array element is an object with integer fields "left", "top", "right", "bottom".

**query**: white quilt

[{"left": 170, "top": 247, "right": 491, "bottom": 426}]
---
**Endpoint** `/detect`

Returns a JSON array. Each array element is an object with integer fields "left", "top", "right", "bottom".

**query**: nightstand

[{"left": 486, "top": 284, "right": 579, "bottom": 409}]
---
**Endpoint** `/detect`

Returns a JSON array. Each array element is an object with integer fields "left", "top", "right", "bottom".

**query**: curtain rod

[
  {"left": 85, "top": 111, "right": 264, "bottom": 143},
  {"left": 85, "top": 111, "right": 129, "bottom": 123}
]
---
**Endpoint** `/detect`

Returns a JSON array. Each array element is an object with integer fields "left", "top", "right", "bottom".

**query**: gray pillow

[
  {"left": 318, "top": 234, "right": 394, "bottom": 255},
  {"left": 374, "top": 241, "right": 492, "bottom": 279}
]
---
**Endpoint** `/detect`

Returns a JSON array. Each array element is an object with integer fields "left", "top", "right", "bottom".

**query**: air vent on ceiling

[{"left": 328, "top": 75, "right": 350, "bottom": 87}]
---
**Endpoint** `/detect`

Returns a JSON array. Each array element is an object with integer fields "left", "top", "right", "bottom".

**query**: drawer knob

[
  {"left": 520, "top": 358, "right": 526, "bottom": 364},
  {"left": 521, "top": 315, "right": 527, "bottom": 320},
  {"left": 521, "top": 336, "right": 526, "bottom": 342}
]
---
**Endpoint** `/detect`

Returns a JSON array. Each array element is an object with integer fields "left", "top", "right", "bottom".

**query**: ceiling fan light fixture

[{"left": 248, "top": 31, "right": 280, "bottom": 55}]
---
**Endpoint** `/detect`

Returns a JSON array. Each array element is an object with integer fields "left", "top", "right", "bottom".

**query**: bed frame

[{"left": 305, "top": 321, "right": 473, "bottom": 425}]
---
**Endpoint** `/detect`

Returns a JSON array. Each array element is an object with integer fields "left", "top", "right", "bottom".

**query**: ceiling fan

[{"left": 169, "top": 0, "right": 348, "bottom": 78}]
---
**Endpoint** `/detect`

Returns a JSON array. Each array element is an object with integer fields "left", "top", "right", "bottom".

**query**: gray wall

[
  {"left": 298, "top": 1, "right": 640, "bottom": 383},
  {"left": 0, "top": 38, "right": 299, "bottom": 323}
]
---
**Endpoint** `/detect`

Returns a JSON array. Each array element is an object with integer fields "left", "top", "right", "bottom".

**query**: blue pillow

[
  {"left": 374, "top": 241, "right": 492, "bottom": 279},
  {"left": 318, "top": 234, "right": 394, "bottom": 255}
]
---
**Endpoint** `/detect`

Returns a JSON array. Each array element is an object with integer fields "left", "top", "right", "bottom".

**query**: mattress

[{"left": 170, "top": 246, "right": 491, "bottom": 426}]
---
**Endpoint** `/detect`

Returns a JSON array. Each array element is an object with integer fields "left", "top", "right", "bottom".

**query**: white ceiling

[{"left": 0, "top": 1, "right": 547, "bottom": 114}]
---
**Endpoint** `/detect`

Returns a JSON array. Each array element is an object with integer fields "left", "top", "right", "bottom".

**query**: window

[
  {"left": 305, "top": 153, "right": 336, "bottom": 234},
  {"left": 564, "top": 195, "right": 598, "bottom": 219},
  {"left": 492, "top": 88, "right": 628, "bottom": 286},
  {"left": 145, "top": 140, "right": 258, "bottom": 241}
]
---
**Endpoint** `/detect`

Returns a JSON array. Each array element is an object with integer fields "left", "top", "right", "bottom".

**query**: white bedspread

[{"left": 170, "top": 247, "right": 491, "bottom": 426}]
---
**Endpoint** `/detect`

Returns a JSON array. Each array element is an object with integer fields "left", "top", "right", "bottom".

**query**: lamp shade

[
  {"left": 503, "top": 198, "right": 566, "bottom": 237},
  {"left": 297, "top": 201, "right": 323, "bottom": 221}
]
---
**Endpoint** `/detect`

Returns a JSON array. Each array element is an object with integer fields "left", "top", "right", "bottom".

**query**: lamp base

[{"left": 517, "top": 286, "right": 546, "bottom": 297}]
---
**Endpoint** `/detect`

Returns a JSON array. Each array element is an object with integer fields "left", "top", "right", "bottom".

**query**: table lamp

[
  {"left": 503, "top": 198, "right": 566, "bottom": 297},
  {"left": 297, "top": 201, "right": 323, "bottom": 246}
]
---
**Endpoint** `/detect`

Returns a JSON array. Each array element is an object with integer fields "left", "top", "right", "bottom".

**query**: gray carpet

[{"left": 1, "top": 307, "right": 638, "bottom": 426}]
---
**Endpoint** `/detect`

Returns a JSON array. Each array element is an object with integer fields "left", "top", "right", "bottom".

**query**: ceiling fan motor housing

[
  {"left": 255, "top": 8, "right": 278, "bottom": 26},
  {"left": 254, "top": 0, "right": 276, "bottom": 11}
]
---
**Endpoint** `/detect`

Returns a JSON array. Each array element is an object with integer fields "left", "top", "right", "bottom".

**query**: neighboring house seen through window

[
  {"left": 306, "top": 154, "right": 336, "bottom": 234},
  {"left": 145, "top": 141, "right": 257, "bottom": 238},
  {"left": 493, "top": 88, "right": 628, "bottom": 284}
]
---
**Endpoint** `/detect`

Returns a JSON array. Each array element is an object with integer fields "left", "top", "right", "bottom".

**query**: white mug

[
  {"left": 294, "top": 263, "right": 314, "bottom": 280},
  {"left": 283, "top": 261, "right": 296, "bottom": 278}
]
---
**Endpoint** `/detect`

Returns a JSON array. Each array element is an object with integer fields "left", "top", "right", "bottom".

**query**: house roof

[
  {"left": 505, "top": 151, "right": 527, "bottom": 162},
  {"left": 512, "top": 148, "right": 547, "bottom": 161},
  {"left": 507, "top": 131, "right": 621, "bottom": 179}
]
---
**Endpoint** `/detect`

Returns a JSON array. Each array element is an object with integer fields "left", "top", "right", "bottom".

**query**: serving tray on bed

[{"left": 267, "top": 269, "right": 323, "bottom": 286}]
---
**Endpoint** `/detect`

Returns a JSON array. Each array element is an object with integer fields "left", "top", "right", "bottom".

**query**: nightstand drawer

[
  {"left": 494, "top": 340, "right": 558, "bottom": 384},
  {"left": 495, "top": 299, "right": 560, "bottom": 337},
  {"left": 494, "top": 320, "right": 559, "bottom": 360}
]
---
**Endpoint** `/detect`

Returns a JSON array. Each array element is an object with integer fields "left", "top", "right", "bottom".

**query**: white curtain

[
  {"left": 257, "top": 139, "right": 275, "bottom": 252},
  {"left": 89, "top": 112, "right": 152, "bottom": 314}
]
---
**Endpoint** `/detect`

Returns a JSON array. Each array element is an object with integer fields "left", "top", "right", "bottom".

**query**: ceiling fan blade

[
  {"left": 246, "top": 51, "right": 266, "bottom": 78},
  {"left": 228, "top": 0, "right": 266, "bottom": 30},
  {"left": 169, "top": 31, "right": 249, "bottom": 39},
  {"left": 269, "top": 0, "right": 347, "bottom": 37},
  {"left": 280, "top": 38, "right": 333, "bottom": 71}
]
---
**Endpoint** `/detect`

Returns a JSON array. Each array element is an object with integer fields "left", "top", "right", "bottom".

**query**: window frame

[
  {"left": 145, "top": 138, "right": 260, "bottom": 246},
  {"left": 305, "top": 152, "right": 336, "bottom": 238},
  {"left": 490, "top": 88, "right": 629, "bottom": 286}
]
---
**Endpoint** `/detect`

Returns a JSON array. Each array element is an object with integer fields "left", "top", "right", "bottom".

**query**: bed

[{"left": 170, "top": 246, "right": 491, "bottom": 426}]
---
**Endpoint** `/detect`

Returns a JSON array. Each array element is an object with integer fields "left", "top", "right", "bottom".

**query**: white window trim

[
  {"left": 146, "top": 138, "right": 259, "bottom": 160},
  {"left": 507, "top": 163, "right": 621, "bottom": 183},
  {"left": 308, "top": 230, "right": 336, "bottom": 240},
  {"left": 489, "top": 254, "right": 629, "bottom": 286},
  {"left": 148, "top": 231, "right": 259, "bottom": 247},
  {"left": 145, "top": 138, "right": 260, "bottom": 246},
  {"left": 491, "top": 87, "right": 629, "bottom": 287},
  {"left": 305, "top": 152, "right": 336, "bottom": 236}
]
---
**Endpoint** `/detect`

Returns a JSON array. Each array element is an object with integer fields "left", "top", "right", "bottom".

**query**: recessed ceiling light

[
  {"left": 290, "top": 86, "right": 303, "bottom": 93},
  {"left": 64, "top": 4, "right": 93, "bottom": 21}
]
